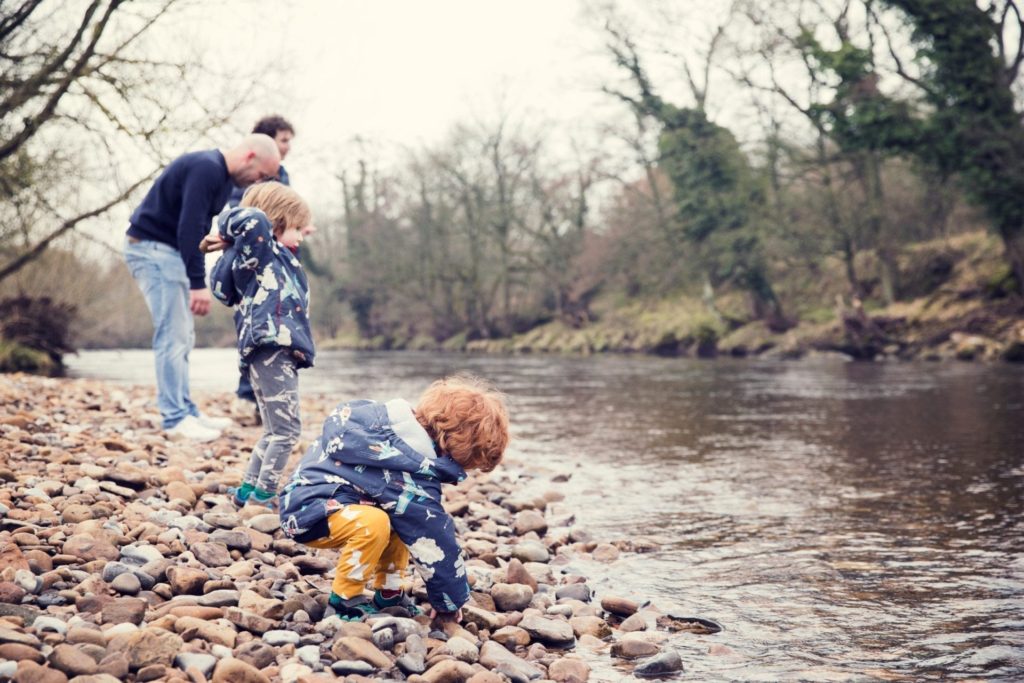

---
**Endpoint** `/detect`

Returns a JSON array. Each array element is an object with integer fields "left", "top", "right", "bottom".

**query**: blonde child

[
  {"left": 279, "top": 375, "right": 509, "bottom": 621},
  {"left": 204, "top": 182, "right": 316, "bottom": 506}
]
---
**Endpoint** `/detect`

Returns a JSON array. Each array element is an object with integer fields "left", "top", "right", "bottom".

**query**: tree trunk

[{"left": 999, "top": 225, "right": 1024, "bottom": 295}]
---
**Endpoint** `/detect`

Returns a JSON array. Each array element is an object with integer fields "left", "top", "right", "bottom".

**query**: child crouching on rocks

[
  {"left": 202, "top": 182, "right": 316, "bottom": 508},
  {"left": 278, "top": 375, "right": 510, "bottom": 621}
]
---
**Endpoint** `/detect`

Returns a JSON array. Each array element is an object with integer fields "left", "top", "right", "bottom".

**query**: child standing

[
  {"left": 204, "top": 182, "right": 316, "bottom": 507},
  {"left": 279, "top": 375, "right": 509, "bottom": 621}
]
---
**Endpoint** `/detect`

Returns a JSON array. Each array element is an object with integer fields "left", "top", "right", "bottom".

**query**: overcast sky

[{"left": 163, "top": 0, "right": 625, "bottom": 209}]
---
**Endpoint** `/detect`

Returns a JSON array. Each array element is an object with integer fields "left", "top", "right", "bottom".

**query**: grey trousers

[{"left": 244, "top": 347, "right": 301, "bottom": 493}]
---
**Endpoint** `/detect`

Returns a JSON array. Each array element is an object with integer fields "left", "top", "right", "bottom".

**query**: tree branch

[{"left": 0, "top": 170, "right": 153, "bottom": 282}]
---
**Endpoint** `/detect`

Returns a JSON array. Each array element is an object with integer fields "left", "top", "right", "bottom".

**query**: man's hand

[
  {"left": 190, "top": 288, "right": 212, "bottom": 316},
  {"left": 199, "top": 230, "right": 227, "bottom": 253},
  {"left": 429, "top": 607, "right": 463, "bottom": 625}
]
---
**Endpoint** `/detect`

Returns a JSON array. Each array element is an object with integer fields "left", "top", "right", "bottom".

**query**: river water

[{"left": 67, "top": 349, "right": 1024, "bottom": 681}]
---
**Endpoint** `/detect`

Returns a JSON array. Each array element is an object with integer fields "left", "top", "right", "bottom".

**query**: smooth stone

[
  {"left": 262, "top": 629, "right": 300, "bottom": 646},
  {"left": 633, "top": 650, "right": 683, "bottom": 676},
  {"left": 32, "top": 616, "right": 69, "bottom": 635},
  {"left": 246, "top": 515, "right": 280, "bottom": 534},
  {"left": 611, "top": 638, "right": 659, "bottom": 659},
  {"left": 233, "top": 641, "right": 277, "bottom": 669},
  {"left": 0, "top": 627, "right": 41, "bottom": 648},
  {"left": 120, "top": 545, "right": 163, "bottom": 566},
  {"left": 548, "top": 657, "right": 591, "bottom": 682},
  {"left": 124, "top": 628, "right": 184, "bottom": 670},
  {"left": 620, "top": 612, "right": 647, "bottom": 631},
  {"left": 395, "top": 652, "right": 426, "bottom": 675},
  {"left": 600, "top": 596, "right": 639, "bottom": 617},
  {"left": 174, "top": 652, "right": 217, "bottom": 677},
  {"left": 101, "top": 598, "right": 146, "bottom": 625},
  {"left": 569, "top": 615, "right": 612, "bottom": 639},
  {"left": 330, "top": 660, "right": 375, "bottom": 676},
  {"left": 110, "top": 572, "right": 141, "bottom": 595},
  {"left": 511, "top": 541, "right": 549, "bottom": 563},
  {"left": 191, "top": 542, "right": 232, "bottom": 567},
  {"left": 13, "top": 660, "right": 69, "bottom": 683},
  {"left": 166, "top": 566, "right": 207, "bottom": 595},
  {"left": 0, "top": 642, "right": 45, "bottom": 663},
  {"left": 518, "top": 614, "right": 575, "bottom": 647},
  {"left": 479, "top": 641, "right": 545, "bottom": 681},
  {"left": 295, "top": 644, "right": 321, "bottom": 667},
  {"left": 329, "top": 636, "right": 391, "bottom": 669},
  {"left": 211, "top": 657, "right": 271, "bottom": 683},
  {"left": 490, "top": 583, "right": 534, "bottom": 612},
  {"left": 420, "top": 658, "right": 476, "bottom": 683},
  {"left": 198, "top": 589, "right": 239, "bottom": 607},
  {"left": 48, "top": 644, "right": 98, "bottom": 677},
  {"left": 555, "top": 583, "right": 591, "bottom": 602}
]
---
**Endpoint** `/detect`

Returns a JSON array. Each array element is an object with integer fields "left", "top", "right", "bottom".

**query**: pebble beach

[{"left": 0, "top": 373, "right": 721, "bottom": 683}]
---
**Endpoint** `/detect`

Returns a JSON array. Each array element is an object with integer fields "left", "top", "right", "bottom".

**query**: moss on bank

[
  {"left": 0, "top": 340, "right": 59, "bottom": 374},
  {"left": 322, "top": 231, "right": 1023, "bottom": 362}
]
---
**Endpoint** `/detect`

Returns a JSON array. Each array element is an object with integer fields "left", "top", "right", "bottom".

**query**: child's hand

[
  {"left": 200, "top": 230, "right": 228, "bottom": 253},
  {"left": 429, "top": 607, "right": 463, "bottom": 625}
]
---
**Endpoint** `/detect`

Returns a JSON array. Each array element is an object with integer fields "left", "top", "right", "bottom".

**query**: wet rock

[
  {"left": 591, "top": 543, "right": 620, "bottom": 562},
  {"left": 633, "top": 650, "right": 683, "bottom": 677},
  {"left": 555, "top": 584, "right": 590, "bottom": 602},
  {"left": 610, "top": 638, "right": 659, "bottom": 659},
  {"left": 619, "top": 612, "right": 647, "bottom": 631},
  {"left": 569, "top": 616, "right": 611, "bottom": 639},
  {"left": 599, "top": 596, "right": 638, "bottom": 617}
]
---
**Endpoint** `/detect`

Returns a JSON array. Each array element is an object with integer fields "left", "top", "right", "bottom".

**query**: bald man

[{"left": 124, "top": 134, "right": 280, "bottom": 441}]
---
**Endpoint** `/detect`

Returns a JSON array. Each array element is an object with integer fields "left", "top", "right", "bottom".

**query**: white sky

[{"left": 176, "top": 0, "right": 623, "bottom": 212}]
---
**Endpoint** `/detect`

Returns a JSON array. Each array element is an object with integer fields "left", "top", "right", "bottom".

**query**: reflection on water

[{"left": 68, "top": 349, "right": 1024, "bottom": 680}]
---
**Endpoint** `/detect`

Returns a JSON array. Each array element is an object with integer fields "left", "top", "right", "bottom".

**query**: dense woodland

[{"left": 2, "top": 0, "right": 1024, "bottom": 371}]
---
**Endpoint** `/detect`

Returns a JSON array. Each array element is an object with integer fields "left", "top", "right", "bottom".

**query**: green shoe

[
  {"left": 328, "top": 593, "right": 380, "bottom": 621},
  {"left": 372, "top": 589, "right": 422, "bottom": 616},
  {"left": 229, "top": 483, "right": 254, "bottom": 507},
  {"left": 251, "top": 488, "right": 277, "bottom": 509}
]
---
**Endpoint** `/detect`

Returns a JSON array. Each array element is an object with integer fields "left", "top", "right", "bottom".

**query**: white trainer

[
  {"left": 166, "top": 415, "right": 221, "bottom": 442},
  {"left": 197, "top": 413, "right": 234, "bottom": 431}
]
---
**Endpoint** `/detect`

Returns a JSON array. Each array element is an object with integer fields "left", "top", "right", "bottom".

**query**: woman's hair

[
  {"left": 415, "top": 374, "right": 509, "bottom": 473},
  {"left": 240, "top": 182, "right": 311, "bottom": 236}
]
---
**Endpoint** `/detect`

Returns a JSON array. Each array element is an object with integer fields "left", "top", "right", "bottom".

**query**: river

[{"left": 66, "top": 348, "right": 1024, "bottom": 681}]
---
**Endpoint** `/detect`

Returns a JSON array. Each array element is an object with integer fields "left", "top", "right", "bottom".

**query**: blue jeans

[{"left": 124, "top": 238, "right": 199, "bottom": 429}]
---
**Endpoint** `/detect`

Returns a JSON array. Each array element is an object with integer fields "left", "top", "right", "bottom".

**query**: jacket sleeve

[
  {"left": 388, "top": 495, "right": 470, "bottom": 613},
  {"left": 178, "top": 162, "right": 223, "bottom": 290},
  {"left": 215, "top": 209, "right": 275, "bottom": 296},
  {"left": 209, "top": 248, "right": 239, "bottom": 307}
]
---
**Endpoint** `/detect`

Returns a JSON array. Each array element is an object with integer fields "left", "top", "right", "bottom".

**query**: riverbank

[
  {"left": 0, "top": 374, "right": 717, "bottom": 683},
  {"left": 323, "top": 231, "right": 1024, "bottom": 363}
]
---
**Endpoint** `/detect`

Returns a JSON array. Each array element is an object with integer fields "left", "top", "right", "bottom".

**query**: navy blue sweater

[{"left": 127, "top": 150, "right": 232, "bottom": 289}]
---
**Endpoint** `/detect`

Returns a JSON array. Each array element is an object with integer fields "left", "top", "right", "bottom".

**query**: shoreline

[{"left": 0, "top": 374, "right": 712, "bottom": 682}]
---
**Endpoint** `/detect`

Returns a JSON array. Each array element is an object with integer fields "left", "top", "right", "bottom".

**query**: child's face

[{"left": 277, "top": 223, "right": 315, "bottom": 249}]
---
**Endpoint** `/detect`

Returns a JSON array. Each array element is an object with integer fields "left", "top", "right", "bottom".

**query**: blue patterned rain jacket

[
  {"left": 209, "top": 207, "right": 314, "bottom": 369},
  {"left": 279, "top": 398, "right": 471, "bottom": 613}
]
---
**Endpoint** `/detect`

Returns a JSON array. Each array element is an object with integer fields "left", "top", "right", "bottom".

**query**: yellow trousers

[{"left": 306, "top": 505, "right": 409, "bottom": 599}]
